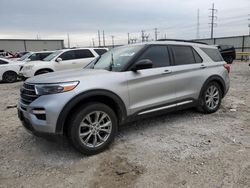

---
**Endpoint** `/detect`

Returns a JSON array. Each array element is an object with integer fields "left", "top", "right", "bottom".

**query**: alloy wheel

[
  {"left": 78, "top": 111, "right": 112, "bottom": 148},
  {"left": 205, "top": 85, "right": 219, "bottom": 110}
]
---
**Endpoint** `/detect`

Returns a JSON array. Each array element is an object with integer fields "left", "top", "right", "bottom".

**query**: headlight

[
  {"left": 24, "top": 65, "right": 34, "bottom": 70},
  {"left": 34, "top": 81, "right": 79, "bottom": 95}
]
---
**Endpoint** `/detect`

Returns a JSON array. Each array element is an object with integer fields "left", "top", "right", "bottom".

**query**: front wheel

[
  {"left": 199, "top": 82, "right": 222, "bottom": 114},
  {"left": 68, "top": 102, "right": 118, "bottom": 155}
]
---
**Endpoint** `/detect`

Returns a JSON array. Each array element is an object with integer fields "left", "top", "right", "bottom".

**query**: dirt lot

[{"left": 0, "top": 62, "right": 250, "bottom": 188}]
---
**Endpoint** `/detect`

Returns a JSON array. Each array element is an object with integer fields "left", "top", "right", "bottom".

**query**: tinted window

[
  {"left": 192, "top": 48, "right": 203, "bottom": 63},
  {"left": 75, "top": 50, "right": 94, "bottom": 59},
  {"left": 29, "top": 53, "right": 40, "bottom": 61},
  {"left": 59, "top": 50, "right": 75, "bottom": 60},
  {"left": 94, "top": 49, "right": 108, "bottom": 55},
  {"left": 171, "top": 45, "right": 196, "bottom": 65},
  {"left": 39, "top": 52, "right": 52, "bottom": 60},
  {"left": 0, "top": 60, "right": 8, "bottom": 64},
  {"left": 138, "top": 46, "right": 170, "bottom": 68},
  {"left": 201, "top": 48, "right": 223, "bottom": 62}
]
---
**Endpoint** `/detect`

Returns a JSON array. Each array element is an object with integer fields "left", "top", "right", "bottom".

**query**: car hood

[{"left": 26, "top": 68, "right": 111, "bottom": 84}]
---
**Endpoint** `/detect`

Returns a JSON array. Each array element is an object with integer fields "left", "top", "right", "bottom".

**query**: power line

[{"left": 209, "top": 3, "right": 217, "bottom": 39}]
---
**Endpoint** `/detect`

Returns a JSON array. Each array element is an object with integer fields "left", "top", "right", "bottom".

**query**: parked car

[
  {"left": 217, "top": 45, "right": 236, "bottom": 64},
  {"left": 17, "top": 51, "right": 54, "bottom": 63},
  {"left": 0, "top": 58, "right": 23, "bottom": 83},
  {"left": 19, "top": 48, "right": 108, "bottom": 79},
  {"left": 18, "top": 41, "right": 230, "bottom": 155},
  {"left": 0, "top": 51, "right": 15, "bottom": 59},
  {"left": 15, "top": 51, "right": 30, "bottom": 58}
]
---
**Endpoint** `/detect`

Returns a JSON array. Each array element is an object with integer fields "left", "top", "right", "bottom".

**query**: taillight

[{"left": 223, "top": 64, "right": 230, "bottom": 73}]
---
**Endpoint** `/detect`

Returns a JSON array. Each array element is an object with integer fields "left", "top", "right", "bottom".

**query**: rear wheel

[
  {"left": 68, "top": 102, "right": 118, "bottom": 155},
  {"left": 3, "top": 71, "right": 17, "bottom": 83},
  {"left": 199, "top": 82, "right": 222, "bottom": 113}
]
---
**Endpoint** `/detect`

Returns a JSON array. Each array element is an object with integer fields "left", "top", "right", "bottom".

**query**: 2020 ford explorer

[{"left": 18, "top": 40, "right": 230, "bottom": 155}]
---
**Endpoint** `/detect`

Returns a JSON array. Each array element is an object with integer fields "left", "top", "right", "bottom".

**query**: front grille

[{"left": 20, "top": 83, "right": 38, "bottom": 105}]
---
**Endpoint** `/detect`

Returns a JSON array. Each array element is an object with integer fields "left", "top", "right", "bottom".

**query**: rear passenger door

[
  {"left": 169, "top": 45, "right": 206, "bottom": 102},
  {"left": 74, "top": 49, "right": 95, "bottom": 68},
  {"left": 127, "top": 45, "right": 177, "bottom": 114}
]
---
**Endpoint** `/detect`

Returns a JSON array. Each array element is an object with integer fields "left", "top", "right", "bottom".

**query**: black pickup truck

[{"left": 217, "top": 45, "right": 236, "bottom": 64}]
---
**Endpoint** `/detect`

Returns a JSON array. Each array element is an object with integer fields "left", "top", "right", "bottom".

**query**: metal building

[{"left": 0, "top": 39, "right": 64, "bottom": 53}]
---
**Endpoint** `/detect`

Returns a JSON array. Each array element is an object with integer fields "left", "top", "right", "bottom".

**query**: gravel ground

[{"left": 0, "top": 62, "right": 250, "bottom": 188}]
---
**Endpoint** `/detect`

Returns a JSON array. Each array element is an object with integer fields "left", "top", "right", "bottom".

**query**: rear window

[
  {"left": 75, "top": 49, "right": 94, "bottom": 59},
  {"left": 201, "top": 48, "right": 223, "bottom": 62},
  {"left": 94, "top": 49, "right": 108, "bottom": 55},
  {"left": 39, "top": 52, "right": 52, "bottom": 60},
  {"left": 171, "top": 45, "right": 196, "bottom": 65}
]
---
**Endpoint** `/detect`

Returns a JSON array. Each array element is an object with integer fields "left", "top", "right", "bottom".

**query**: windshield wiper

[{"left": 109, "top": 52, "right": 114, "bottom": 71}]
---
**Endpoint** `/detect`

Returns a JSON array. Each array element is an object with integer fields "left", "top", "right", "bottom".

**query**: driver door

[
  {"left": 55, "top": 50, "right": 77, "bottom": 71},
  {"left": 126, "top": 45, "right": 177, "bottom": 115}
]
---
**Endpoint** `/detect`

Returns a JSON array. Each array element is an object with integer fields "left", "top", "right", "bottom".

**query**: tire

[
  {"left": 68, "top": 102, "right": 118, "bottom": 155},
  {"left": 199, "top": 82, "right": 222, "bottom": 114},
  {"left": 3, "top": 71, "right": 17, "bottom": 83},
  {"left": 35, "top": 70, "right": 51, "bottom": 76}
]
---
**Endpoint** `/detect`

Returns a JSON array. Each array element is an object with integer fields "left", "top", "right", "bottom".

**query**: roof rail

[{"left": 156, "top": 39, "right": 207, "bottom": 45}]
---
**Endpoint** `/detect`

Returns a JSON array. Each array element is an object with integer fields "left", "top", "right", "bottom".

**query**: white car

[
  {"left": 0, "top": 58, "right": 23, "bottom": 83},
  {"left": 19, "top": 48, "right": 108, "bottom": 79}
]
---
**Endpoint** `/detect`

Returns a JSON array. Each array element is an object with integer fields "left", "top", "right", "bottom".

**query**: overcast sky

[{"left": 0, "top": 0, "right": 249, "bottom": 47}]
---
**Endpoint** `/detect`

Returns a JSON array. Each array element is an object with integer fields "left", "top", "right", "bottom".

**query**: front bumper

[
  {"left": 18, "top": 90, "right": 75, "bottom": 135},
  {"left": 18, "top": 109, "right": 60, "bottom": 139}
]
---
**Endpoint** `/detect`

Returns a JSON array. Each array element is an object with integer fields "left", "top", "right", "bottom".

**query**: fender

[
  {"left": 55, "top": 89, "right": 127, "bottom": 134},
  {"left": 199, "top": 75, "right": 226, "bottom": 99}
]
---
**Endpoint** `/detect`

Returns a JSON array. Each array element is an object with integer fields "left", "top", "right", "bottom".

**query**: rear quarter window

[
  {"left": 94, "top": 49, "right": 108, "bottom": 55},
  {"left": 201, "top": 48, "right": 223, "bottom": 62}
]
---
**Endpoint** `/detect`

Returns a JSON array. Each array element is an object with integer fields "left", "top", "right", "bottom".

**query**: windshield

[
  {"left": 91, "top": 45, "right": 143, "bottom": 71},
  {"left": 43, "top": 50, "right": 62, "bottom": 61},
  {"left": 18, "top": 52, "right": 31, "bottom": 61}
]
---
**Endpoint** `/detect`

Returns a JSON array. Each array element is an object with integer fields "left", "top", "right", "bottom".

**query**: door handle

[
  {"left": 72, "top": 62, "right": 77, "bottom": 64},
  {"left": 200, "top": 64, "right": 207, "bottom": 69},
  {"left": 161, "top": 70, "right": 172, "bottom": 75}
]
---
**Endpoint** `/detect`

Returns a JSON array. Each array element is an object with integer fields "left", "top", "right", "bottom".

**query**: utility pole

[
  {"left": 98, "top": 30, "right": 101, "bottom": 47},
  {"left": 209, "top": 3, "right": 217, "bottom": 39},
  {"left": 154, "top": 28, "right": 159, "bottom": 41},
  {"left": 196, "top": 9, "right": 200, "bottom": 39},
  {"left": 92, "top": 38, "right": 95, "bottom": 47},
  {"left": 102, "top": 30, "right": 106, "bottom": 47},
  {"left": 67, "top": 33, "right": 70, "bottom": 48},
  {"left": 111, "top": 35, "right": 115, "bottom": 48},
  {"left": 248, "top": 14, "right": 250, "bottom": 35},
  {"left": 128, "top": 33, "right": 130, "bottom": 44},
  {"left": 141, "top": 30, "right": 145, "bottom": 42}
]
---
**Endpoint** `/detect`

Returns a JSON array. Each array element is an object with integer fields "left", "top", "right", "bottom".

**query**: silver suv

[{"left": 18, "top": 40, "right": 230, "bottom": 155}]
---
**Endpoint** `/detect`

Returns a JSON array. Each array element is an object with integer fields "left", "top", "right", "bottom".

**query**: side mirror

[
  {"left": 26, "top": 58, "right": 31, "bottom": 62},
  {"left": 131, "top": 59, "right": 153, "bottom": 72},
  {"left": 56, "top": 58, "right": 62, "bottom": 63}
]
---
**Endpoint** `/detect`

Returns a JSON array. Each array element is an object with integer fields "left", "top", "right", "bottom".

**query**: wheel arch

[
  {"left": 199, "top": 75, "right": 226, "bottom": 100},
  {"left": 35, "top": 68, "right": 54, "bottom": 75},
  {"left": 55, "top": 89, "right": 127, "bottom": 134}
]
